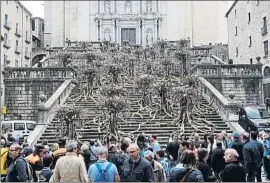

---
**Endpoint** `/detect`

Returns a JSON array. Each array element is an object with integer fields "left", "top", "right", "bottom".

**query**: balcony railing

[
  {"left": 3, "top": 40, "right": 11, "bottom": 49},
  {"left": 25, "top": 37, "right": 31, "bottom": 44},
  {"left": 15, "top": 46, "right": 21, "bottom": 54},
  {"left": 262, "top": 26, "right": 268, "bottom": 36},
  {"left": 3, "top": 21, "right": 12, "bottom": 30},
  {"left": 15, "top": 28, "right": 21, "bottom": 37},
  {"left": 25, "top": 51, "right": 30, "bottom": 59}
]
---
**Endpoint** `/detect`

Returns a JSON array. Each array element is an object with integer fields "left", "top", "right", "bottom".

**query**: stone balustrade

[
  {"left": 195, "top": 64, "right": 263, "bottom": 79},
  {"left": 27, "top": 79, "right": 76, "bottom": 146},
  {"left": 4, "top": 67, "right": 77, "bottom": 80},
  {"left": 199, "top": 77, "right": 239, "bottom": 121},
  {"left": 210, "top": 55, "right": 227, "bottom": 65}
]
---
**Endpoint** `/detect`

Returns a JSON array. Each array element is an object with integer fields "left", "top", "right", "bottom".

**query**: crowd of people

[{"left": 0, "top": 129, "right": 269, "bottom": 182}]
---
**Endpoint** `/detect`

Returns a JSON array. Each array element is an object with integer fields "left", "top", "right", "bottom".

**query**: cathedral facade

[{"left": 44, "top": 1, "right": 228, "bottom": 48}]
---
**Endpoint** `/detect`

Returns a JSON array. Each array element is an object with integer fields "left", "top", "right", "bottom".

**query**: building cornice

[
  {"left": 225, "top": 0, "right": 238, "bottom": 18},
  {"left": 16, "top": 1, "right": 32, "bottom": 16},
  {"left": 31, "top": 17, "right": 44, "bottom": 21}
]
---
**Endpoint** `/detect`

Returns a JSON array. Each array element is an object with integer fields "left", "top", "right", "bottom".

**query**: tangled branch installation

[{"left": 55, "top": 40, "right": 216, "bottom": 141}]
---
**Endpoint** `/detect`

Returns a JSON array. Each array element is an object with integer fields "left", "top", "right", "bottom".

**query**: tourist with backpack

[
  {"left": 6, "top": 144, "right": 33, "bottom": 182},
  {"left": 115, "top": 142, "right": 129, "bottom": 180},
  {"left": 88, "top": 146, "right": 120, "bottom": 182}
]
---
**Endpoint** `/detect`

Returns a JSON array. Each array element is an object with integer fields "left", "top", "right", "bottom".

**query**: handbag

[{"left": 180, "top": 168, "right": 194, "bottom": 182}]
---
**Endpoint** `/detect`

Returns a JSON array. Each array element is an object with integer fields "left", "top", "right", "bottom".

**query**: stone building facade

[
  {"left": 31, "top": 17, "right": 44, "bottom": 51},
  {"left": 226, "top": 0, "right": 270, "bottom": 100},
  {"left": 1, "top": 0, "right": 32, "bottom": 68},
  {"left": 44, "top": 1, "right": 228, "bottom": 48}
]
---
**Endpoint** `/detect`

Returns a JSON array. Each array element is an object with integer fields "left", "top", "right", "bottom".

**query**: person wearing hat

[
  {"left": 25, "top": 145, "right": 45, "bottom": 182},
  {"left": 144, "top": 150, "right": 166, "bottom": 182},
  {"left": 231, "top": 132, "right": 244, "bottom": 165},
  {"left": 51, "top": 138, "right": 67, "bottom": 169}
]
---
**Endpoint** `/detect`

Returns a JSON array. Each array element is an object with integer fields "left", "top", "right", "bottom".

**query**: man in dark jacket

[
  {"left": 211, "top": 141, "right": 226, "bottom": 178},
  {"left": 250, "top": 131, "right": 264, "bottom": 182},
  {"left": 231, "top": 132, "right": 244, "bottom": 165},
  {"left": 242, "top": 132, "right": 263, "bottom": 182},
  {"left": 121, "top": 143, "right": 154, "bottom": 182},
  {"left": 6, "top": 144, "right": 29, "bottom": 182},
  {"left": 108, "top": 144, "right": 118, "bottom": 165},
  {"left": 220, "top": 148, "right": 246, "bottom": 182},
  {"left": 166, "top": 134, "right": 179, "bottom": 170}
]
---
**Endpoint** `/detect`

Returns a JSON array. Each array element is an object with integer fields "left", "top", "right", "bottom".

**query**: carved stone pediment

[{"left": 95, "top": 12, "right": 162, "bottom": 21}]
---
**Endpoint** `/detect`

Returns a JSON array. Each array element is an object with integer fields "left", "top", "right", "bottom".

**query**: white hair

[
  {"left": 144, "top": 150, "right": 154, "bottom": 158},
  {"left": 81, "top": 144, "right": 89, "bottom": 151},
  {"left": 65, "top": 140, "right": 78, "bottom": 152},
  {"left": 226, "top": 148, "right": 239, "bottom": 159},
  {"left": 97, "top": 146, "right": 108, "bottom": 156}
]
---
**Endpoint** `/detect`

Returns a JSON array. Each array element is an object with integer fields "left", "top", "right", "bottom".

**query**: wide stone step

[{"left": 78, "top": 128, "right": 231, "bottom": 136}]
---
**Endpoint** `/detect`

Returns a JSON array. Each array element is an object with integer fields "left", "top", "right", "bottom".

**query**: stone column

[
  {"left": 112, "top": 20, "right": 115, "bottom": 43},
  {"left": 100, "top": 20, "right": 103, "bottom": 41},
  {"left": 154, "top": 19, "right": 157, "bottom": 42},
  {"left": 116, "top": 19, "right": 119, "bottom": 44},
  {"left": 37, "top": 94, "right": 48, "bottom": 125},
  {"left": 158, "top": 19, "right": 161, "bottom": 39},
  {"left": 138, "top": 20, "right": 141, "bottom": 45},
  {"left": 142, "top": 19, "right": 145, "bottom": 46},
  {"left": 96, "top": 20, "right": 99, "bottom": 40}
]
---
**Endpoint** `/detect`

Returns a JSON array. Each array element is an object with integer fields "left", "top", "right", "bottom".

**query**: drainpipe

[
  {"left": 63, "top": 0, "right": 65, "bottom": 47},
  {"left": 21, "top": 7, "right": 24, "bottom": 67},
  {"left": 191, "top": 1, "right": 194, "bottom": 47}
]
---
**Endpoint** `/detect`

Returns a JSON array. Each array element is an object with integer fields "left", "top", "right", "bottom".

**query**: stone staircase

[{"left": 37, "top": 82, "right": 233, "bottom": 149}]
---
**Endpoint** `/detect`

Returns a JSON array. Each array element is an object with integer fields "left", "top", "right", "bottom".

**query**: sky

[{"left": 20, "top": 1, "right": 235, "bottom": 19}]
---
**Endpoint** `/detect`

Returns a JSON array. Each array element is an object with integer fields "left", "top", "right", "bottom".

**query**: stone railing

[
  {"left": 199, "top": 77, "right": 239, "bottom": 121},
  {"left": 27, "top": 79, "right": 76, "bottom": 146},
  {"left": 210, "top": 55, "right": 227, "bottom": 65},
  {"left": 4, "top": 67, "right": 77, "bottom": 80},
  {"left": 194, "top": 64, "right": 263, "bottom": 79}
]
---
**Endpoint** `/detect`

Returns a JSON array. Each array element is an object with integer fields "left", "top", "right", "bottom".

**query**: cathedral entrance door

[{"left": 121, "top": 28, "right": 136, "bottom": 44}]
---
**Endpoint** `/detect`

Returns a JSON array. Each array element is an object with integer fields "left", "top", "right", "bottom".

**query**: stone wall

[
  {"left": 208, "top": 78, "right": 261, "bottom": 104},
  {"left": 3, "top": 67, "right": 77, "bottom": 122},
  {"left": 4, "top": 79, "right": 64, "bottom": 122},
  {"left": 196, "top": 63, "right": 263, "bottom": 104}
]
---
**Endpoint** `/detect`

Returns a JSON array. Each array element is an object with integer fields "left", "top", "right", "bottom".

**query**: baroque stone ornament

[
  {"left": 125, "top": 0, "right": 132, "bottom": 14},
  {"left": 146, "top": 28, "right": 153, "bottom": 46},
  {"left": 228, "top": 90, "right": 235, "bottom": 101},
  {"left": 39, "top": 94, "right": 47, "bottom": 103},
  {"left": 146, "top": 1, "right": 152, "bottom": 13},
  {"left": 104, "top": 0, "right": 110, "bottom": 13},
  {"left": 104, "top": 28, "right": 112, "bottom": 42}
]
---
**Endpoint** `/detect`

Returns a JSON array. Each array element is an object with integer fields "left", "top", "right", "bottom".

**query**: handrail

[
  {"left": 33, "top": 56, "right": 48, "bottom": 68},
  {"left": 27, "top": 79, "right": 76, "bottom": 145},
  {"left": 4, "top": 67, "right": 77, "bottom": 80},
  {"left": 195, "top": 63, "right": 263, "bottom": 79},
  {"left": 198, "top": 77, "right": 239, "bottom": 121},
  {"left": 211, "top": 55, "right": 227, "bottom": 65}
]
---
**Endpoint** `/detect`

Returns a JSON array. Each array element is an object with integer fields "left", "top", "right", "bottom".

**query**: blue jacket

[
  {"left": 169, "top": 164, "right": 204, "bottom": 182},
  {"left": 6, "top": 156, "right": 28, "bottom": 182},
  {"left": 243, "top": 140, "right": 263, "bottom": 172}
]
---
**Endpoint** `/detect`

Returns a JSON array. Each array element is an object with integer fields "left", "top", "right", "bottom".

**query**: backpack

[
  {"left": 14, "top": 157, "right": 34, "bottom": 182},
  {"left": 94, "top": 162, "right": 113, "bottom": 182}
]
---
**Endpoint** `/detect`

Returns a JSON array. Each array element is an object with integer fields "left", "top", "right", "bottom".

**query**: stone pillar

[
  {"left": 142, "top": 19, "right": 145, "bottom": 46},
  {"left": 100, "top": 20, "right": 103, "bottom": 41},
  {"left": 158, "top": 19, "right": 161, "bottom": 39},
  {"left": 116, "top": 19, "right": 119, "bottom": 44},
  {"left": 96, "top": 20, "right": 99, "bottom": 40},
  {"left": 37, "top": 94, "right": 48, "bottom": 125},
  {"left": 112, "top": 20, "right": 115, "bottom": 43},
  {"left": 138, "top": 21, "right": 141, "bottom": 45},
  {"left": 154, "top": 19, "right": 157, "bottom": 42}
]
